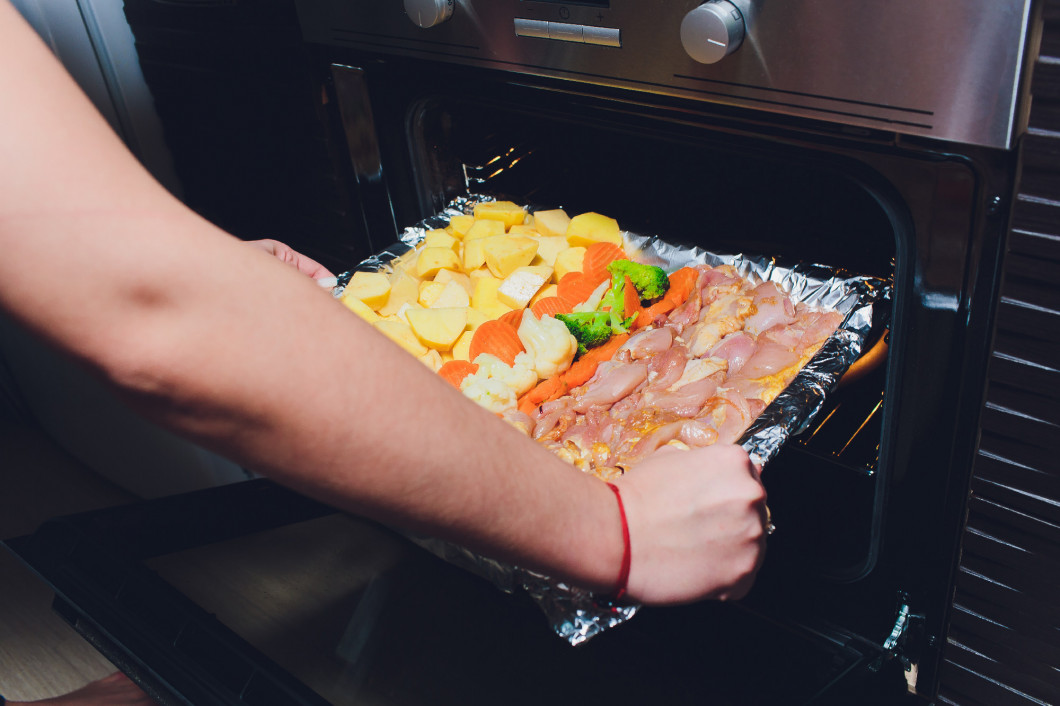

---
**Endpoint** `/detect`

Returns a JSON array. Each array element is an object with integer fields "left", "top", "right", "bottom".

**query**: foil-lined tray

[{"left": 336, "top": 195, "right": 890, "bottom": 645}]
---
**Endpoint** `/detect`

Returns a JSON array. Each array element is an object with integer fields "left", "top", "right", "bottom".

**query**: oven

[{"left": 7, "top": 1, "right": 1058, "bottom": 705}]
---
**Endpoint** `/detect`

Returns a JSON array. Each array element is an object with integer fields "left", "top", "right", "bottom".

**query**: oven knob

[
  {"left": 404, "top": 0, "right": 454, "bottom": 28},
  {"left": 681, "top": 1, "right": 746, "bottom": 64}
]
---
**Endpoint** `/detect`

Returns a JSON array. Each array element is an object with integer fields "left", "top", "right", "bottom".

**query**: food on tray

[{"left": 339, "top": 202, "right": 843, "bottom": 478}]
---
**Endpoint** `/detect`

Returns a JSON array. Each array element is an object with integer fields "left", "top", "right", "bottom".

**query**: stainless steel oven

[{"left": 8, "top": 2, "right": 1059, "bottom": 705}]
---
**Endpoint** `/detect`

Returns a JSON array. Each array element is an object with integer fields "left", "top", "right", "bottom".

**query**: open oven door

[{"left": 4, "top": 478, "right": 915, "bottom": 706}]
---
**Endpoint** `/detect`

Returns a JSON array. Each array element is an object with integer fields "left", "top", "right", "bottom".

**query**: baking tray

[{"left": 334, "top": 195, "right": 890, "bottom": 645}]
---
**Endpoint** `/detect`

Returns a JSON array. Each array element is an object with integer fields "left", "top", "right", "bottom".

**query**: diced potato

[
  {"left": 423, "top": 229, "right": 459, "bottom": 252},
  {"left": 406, "top": 307, "right": 468, "bottom": 351},
  {"left": 450, "top": 329, "right": 475, "bottom": 361},
  {"left": 418, "top": 280, "right": 447, "bottom": 307},
  {"left": 342, "top": 271, "right": 391, "bottom": 310},
  {"left": 529, "top": 283, "right": 560, "bottom": 307},
  {"left": 474, "top": 200, "right": 528, "bottom": 228},
  {"left": 468, "top": 267, "right": 495, "bottom": 284},
  {"left": 529, "top": 235, "right": 569, "bottom": 268},
  {"left": 434, "top": 268, "right": 472, "bottom": 294},
  {"left": 379, "top": 269, "right": 420, "bottom": 316},
  {"left": 471, "top": 275, "right": 514, "bottom": 319},
  {"left": 373, "top": 319, "right": 428, "bottom": 357},
  {"left": 464, "top": 307, "right": 490, "bottom": 331},
  {"left": 418, "top": 348, "right": 444, "bottom": 372},
  {"left": 415, "top": 247, "right": 461, "bottom": 279},
  {"left": 566, "top": 211, "right": 622, "bottom": 248},
  {"left": 339, "top": 294, "right": 381, "bottom": 323},
  {"left": 395, "top": 302, "right": 424, "bottom": 325},
  {"left": 464, "top": 219, "right": 506, "bottom": 241},
  {"left": 553, "top": 246, "right": 587, "bottom": 281},
  {"left": 508, "top": 224, "right": 540, "bottom": 237},
  {"left": 447, "top": 214, "right": 475, "bottom": 239},
  {"left": 497, "top": 269, "right": 549, "bottom": 309},
  {"left": 517, "top": 264, "right": 554, "bottom": 282},
  {"left": 430, "top": 279, "right": 471, "bottom": 309},
  {"left": 462, "top": 235, "right": 499, "bottom": 272},
  {"left": 533, "top": 209, "right": 571, "bottom": 238},
  {"left": 483, "top": 235, "right": 539, "bottom": 279}
]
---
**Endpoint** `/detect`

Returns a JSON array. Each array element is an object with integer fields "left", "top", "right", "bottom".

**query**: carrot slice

[
  {"left": 663, "top": 267, "right": 699, "bottom": 307},
  {"left": 638, "top": 299, "right": 674, "bottom": 326},
  {"left": 517, "top": 374, "right": 569, "bottom": 415},
  {"left": 498, "top": 308, "right": 524, "bottom": 330},
  {"left": 530, "top": 296, "right": 573, "bottom": 320},
  {"left": 622, "top": 275, "right": 647, "bottom": 330},
  {"left": 582, "top": 242, "right": 626, "bottom": 283},
  {"left": 561, "top": 333, "right": 631, "bottom": 388},
  {"left": 557, "top": 271, "right": 601, "bottom": 308},
  {"left": 468, "top": 319, "right": 525, "bottom": 366},
  {"left": 438, "top": 360, "right": 478, "bottom": 389}
]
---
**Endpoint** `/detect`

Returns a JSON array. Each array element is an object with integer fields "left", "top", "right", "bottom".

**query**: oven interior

[{"left": 339, "top": 60, "right": 902, "bottom": 587}]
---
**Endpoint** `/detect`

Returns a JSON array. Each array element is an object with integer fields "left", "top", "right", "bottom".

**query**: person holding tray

[{"left": 0, "top": 2, "right": 767, "bottom": 703}]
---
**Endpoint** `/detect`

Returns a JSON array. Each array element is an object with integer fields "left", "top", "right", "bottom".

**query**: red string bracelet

[{"left": 605, "top": 482, "right": 632, "bottom": 602}]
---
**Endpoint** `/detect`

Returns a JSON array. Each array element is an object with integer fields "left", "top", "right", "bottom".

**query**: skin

[{"left": 0, "top": 0, "right": 765, "bottom": 647}]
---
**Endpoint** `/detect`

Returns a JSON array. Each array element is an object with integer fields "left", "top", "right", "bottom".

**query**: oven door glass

[{"left": 5, "top": 480, "right": 901, "bottom": 706}]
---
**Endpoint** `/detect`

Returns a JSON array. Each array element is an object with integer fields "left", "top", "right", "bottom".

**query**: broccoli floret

[
  {"left": 597, "top": 259, "right": 670, "bottom": 333},
  {"left": 607, "top": 259, "right": 671, "bottom": 301},
  {"left": 555, "top": 311, "right": 613, "bottom": 356}
]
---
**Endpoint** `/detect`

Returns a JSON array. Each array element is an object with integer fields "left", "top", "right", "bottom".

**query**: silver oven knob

[
  {"left": 681, "top": 1, "right": 746, "bottom": 64},
  {"left": 404, "top": 0, "right": 454, "bottom": 28}
]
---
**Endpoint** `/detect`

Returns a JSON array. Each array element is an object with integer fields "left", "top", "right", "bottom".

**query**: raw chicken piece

[{"left": 744, "top": 281, "right": 798, "bottom": 336}]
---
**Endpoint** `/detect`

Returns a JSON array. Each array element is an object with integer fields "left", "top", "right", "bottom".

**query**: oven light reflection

[
  {"left": 838, "top": 398, "right": 883, "bottom": 457},
  {"left": 463, "top": 146, "right": 533, "bottom": 185}
]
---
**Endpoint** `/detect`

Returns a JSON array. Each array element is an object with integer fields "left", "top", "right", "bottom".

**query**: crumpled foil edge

[{"left": 338, "top": 195, "right": 889, "bottom": 646}]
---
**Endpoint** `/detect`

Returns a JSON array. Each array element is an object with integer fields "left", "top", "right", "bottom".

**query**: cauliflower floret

[
  {"left": 459, "top": 375, "right": 518, "bottom": 414},
  {"left": 517, "top": 311, "right": 578, "bottom": 379},
  {"left": 571, "top": 280, "right": 610, "bottom": 313},
  {"left": 459, "top": 352, "right": 538, "bottom": 413}
]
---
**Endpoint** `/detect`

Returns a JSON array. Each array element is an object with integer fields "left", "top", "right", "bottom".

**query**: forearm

[
  {"left": 3, "top": 202, "right": 624, "bottom": 591},
  {"left": 111, "top": 241, "right": 624, "bottom": 590},
  {"left": 0, "top": 1, "right": 624, "bottom": 592}
]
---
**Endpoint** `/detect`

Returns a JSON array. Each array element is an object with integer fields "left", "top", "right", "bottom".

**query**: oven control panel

[{"left": 295, "top": 0, "right": 1035, "bottom": 149}]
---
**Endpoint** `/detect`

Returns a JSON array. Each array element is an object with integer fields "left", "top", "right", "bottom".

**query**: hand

[
  {"left": 613, "top": 443, "right": 768, "bottom": 605},
  {"left": 8, "top": 672, "right": 155, "bottom": 706},
  {"left": 245, "top": 239, "right": 334, "bottom": 280}
]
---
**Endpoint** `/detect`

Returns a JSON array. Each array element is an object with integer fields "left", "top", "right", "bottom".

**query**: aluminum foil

[{"left": 337, "top": 194, "right": 889, "bottom": 645}]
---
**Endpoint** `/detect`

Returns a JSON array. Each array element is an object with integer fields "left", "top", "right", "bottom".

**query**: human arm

[{"left": 0, "top": 1, "right": 765, "bottom": 603}]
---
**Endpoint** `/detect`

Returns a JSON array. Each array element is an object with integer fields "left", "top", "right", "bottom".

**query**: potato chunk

[
  {"left": 342, "top": 271, "right": 391, "bottom": 310},
  {"left": 474, "top": 200, "right": 528, "bottom": 228},
  {"left": 415, "top": 247, "right": 461, "bottom": 279},
  {"left": 340, "top": 295, "right": 381, "bottom": 323},
  {"left": 447, "top": 214, "right": 475, "bottom": 239},
  {"left": 497, "top": 269, "right": 549, "bottom": 309},
  {"left": 430, "top": 279, "right": 471, "bottom": 309},
  {"left": 553, "top": 246, "right": 587, "bottom": 281},
  {"left": 373, "top": 319, "right": 428, "bottom": 357},
  {"left": 378, "top": 269, "right": 420, "bottom": 316},
  {"left": 483, "top": 236, "right": 539, "bottom": 278},
  {"left": 532, "top": 209, "right": 571, "bottom": 238},
  {"left": 423, "top": 229, "right": 459, "bottom": 252},
  {"left": 406, "top": 307, "right": 468, "bottom": 351},
  {"left": 471, "top": 275, "right": 514, "bottom": 319},
  {"left": 566, "top": 211, "right": 622, "bottom": 247}
]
